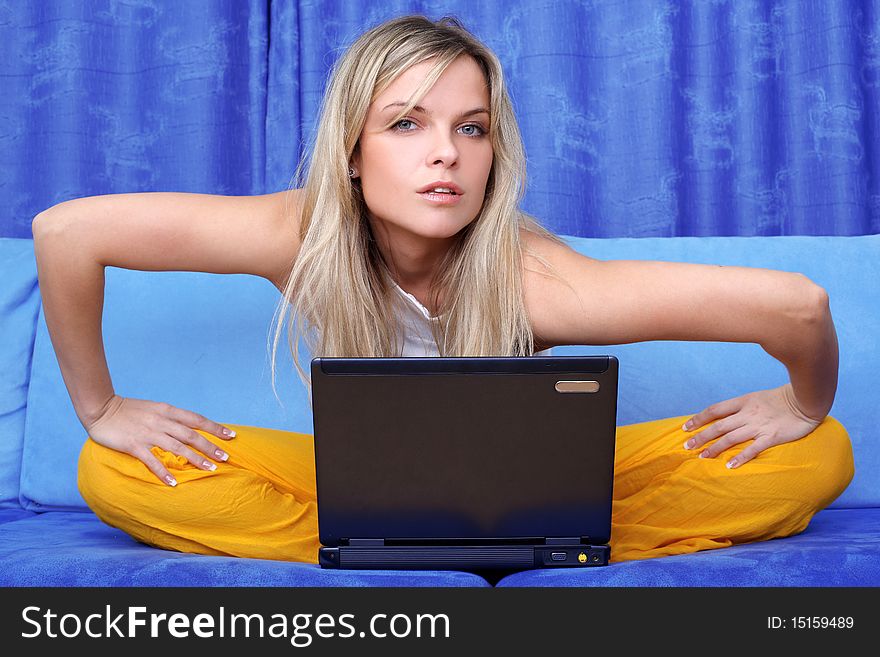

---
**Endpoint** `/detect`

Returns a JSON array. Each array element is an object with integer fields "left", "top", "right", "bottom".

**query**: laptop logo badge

[{"left": 555, "top": 380, "right": 601, "bottom": 393}]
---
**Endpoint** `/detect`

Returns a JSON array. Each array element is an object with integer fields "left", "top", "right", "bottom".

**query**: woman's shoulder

[
  {"left": 519, "top": 226, "right": 575, "bottom": 260},
  {"left": 518, "top": 227, "right": 600, "bottom": 350},
  {"left": 519, "top": 226, "right": 599, "bottom": 283},
  {"left": 262, "top": 188, "right": 305, "bottom": 292}
]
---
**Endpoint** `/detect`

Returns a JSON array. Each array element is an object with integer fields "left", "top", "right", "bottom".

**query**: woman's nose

[{"left": 427, "top": 131, "right": 459, "bottom": 167}]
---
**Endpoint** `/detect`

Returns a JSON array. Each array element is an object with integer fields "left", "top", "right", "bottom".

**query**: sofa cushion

[
  {"left": 21, "top": 268, "right": 310, "bottom": 511},
  {"left": 0, "top": 239, "right": 40, "bottom": 509},
  {"left": 495, "top": 507, "right": 880, "bottom": 586},
  {"left": 0, "top": 511, "right": 491, "bottom": 587},
  {"left": 21, "top": 235, "right": 878, "bottom": 511},
  {"left": 554, "top": 234, "right": 879, "bottom": 509}
]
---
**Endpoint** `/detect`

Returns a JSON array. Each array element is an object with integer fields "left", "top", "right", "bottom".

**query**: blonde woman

[{"left": 33, "top": 16, "right": 853, "bottom": 564}]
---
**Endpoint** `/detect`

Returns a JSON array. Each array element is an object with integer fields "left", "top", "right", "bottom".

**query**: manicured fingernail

[
  {"left": 215, "top": 450, "right": 228, "bottom": 461},
  {"left": 684, "top": 439, "right": 695, "bottom": 450},
  {"left": 222, "top": 428, "right": 236, "bottom": 438},
  {"left": 699, "top": 451, "right": 708, "bottom": 458},
  {"left": 683, "top": 421, "right": 692, "bottom": 431},
  {"left": 727, "top": 459, "right": 738, "bottom": 469},
  {"left": 165, "top": 475, "right": 177, "bottom": 487},
  {"left": 203, "top": 460, "right": 217, "bottom": 471}
]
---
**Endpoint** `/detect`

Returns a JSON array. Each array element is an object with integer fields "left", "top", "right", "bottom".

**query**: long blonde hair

[{"left": 270, "top": 15, "right": 567, "bottom": 397}]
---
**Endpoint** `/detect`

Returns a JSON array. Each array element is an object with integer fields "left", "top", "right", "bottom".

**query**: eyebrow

[{"left": 380, "top": 102, "right": 490, "bottom": 119}]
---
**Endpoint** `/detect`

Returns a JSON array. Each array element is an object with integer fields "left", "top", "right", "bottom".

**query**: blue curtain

[{"left": 2, "top": 0, "right": 878, "bottom": 239}]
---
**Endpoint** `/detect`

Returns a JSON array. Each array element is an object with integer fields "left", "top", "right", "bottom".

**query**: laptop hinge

[
  {"left": 349, "top": 538, "right": 385, "bottom": 547},
  {"left": 546, "top": 537, "right": 588, "bottom": 545}
]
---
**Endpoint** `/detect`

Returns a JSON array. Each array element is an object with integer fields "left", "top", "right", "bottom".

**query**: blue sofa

[{"left": 1, "top": 234, "right": 878, "bottom": 587}]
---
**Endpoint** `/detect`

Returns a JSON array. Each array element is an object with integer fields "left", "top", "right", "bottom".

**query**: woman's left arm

[
  {"left": 523, "top": 236, "right": 838, "bottom": 468},
  {"left": 680, "top": 285, "right": 837, "bottom": 468}
]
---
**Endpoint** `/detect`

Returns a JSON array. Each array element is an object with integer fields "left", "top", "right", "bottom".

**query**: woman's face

[{"left": 353, "top": 55, "right": 493, "bottom": 244}]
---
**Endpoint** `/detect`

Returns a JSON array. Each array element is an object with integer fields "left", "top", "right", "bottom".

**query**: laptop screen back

[{"left": 311, "top": 356, "right": 618, "bottom": 546}]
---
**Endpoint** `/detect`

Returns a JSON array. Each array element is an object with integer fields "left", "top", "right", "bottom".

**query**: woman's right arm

[{"left": 31, "top": 190, "right": 302, "bottom": 485}]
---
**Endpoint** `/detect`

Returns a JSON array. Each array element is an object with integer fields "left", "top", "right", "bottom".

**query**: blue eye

[
  {"left": 460, "top": 124, "right": 486, "bottom": 137},
  {"left": 393, "top": 119, "right": 416, "bottom": 131}
]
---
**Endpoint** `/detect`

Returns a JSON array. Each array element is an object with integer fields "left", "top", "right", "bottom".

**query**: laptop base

[{"left": 319, "top": 544, "right": 610, "bottom": 570}]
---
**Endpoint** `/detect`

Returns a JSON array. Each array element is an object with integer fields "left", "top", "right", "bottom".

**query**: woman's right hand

[{"left": 83, "top": 395, "right": 236, "bottom": 486}]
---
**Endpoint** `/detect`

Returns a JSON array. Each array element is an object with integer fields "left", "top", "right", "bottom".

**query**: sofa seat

[
  {"left": 496, "top": 508, "right": 880, "bottom": 586},
  {"left": 3, "top": 508, "right": 875, "bottom": 587},
  {"left": 0, "top": 511, "right": 492, "bottom": 587},
  {"left": 0, "top": 509, "right": 36, "bottom": 525}
]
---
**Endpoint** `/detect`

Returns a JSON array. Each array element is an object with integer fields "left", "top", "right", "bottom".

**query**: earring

[{"left": 348, "top": 167, "right": 356, "bottom": 178}]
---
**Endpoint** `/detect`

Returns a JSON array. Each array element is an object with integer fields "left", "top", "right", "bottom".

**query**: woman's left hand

[{"left": 681, "top": 384, "right": 823, "bottom": 469}]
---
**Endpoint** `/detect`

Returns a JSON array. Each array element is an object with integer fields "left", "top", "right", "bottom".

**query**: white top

[{"left": 391, "top": 283, "right": 553, "bottom": 358}]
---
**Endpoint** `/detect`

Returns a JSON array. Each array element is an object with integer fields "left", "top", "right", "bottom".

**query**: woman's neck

[{"left": 369, "top": 221, "right": 454, "bottom": 313}]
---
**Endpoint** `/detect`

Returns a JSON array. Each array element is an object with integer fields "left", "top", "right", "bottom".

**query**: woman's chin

[
  {"left": 419, "top": 216, "right": 476, "bottom": 240},
  {"left": 420, "top": 225, "right": 471, "bottom": 241},
  {"left": 370, "top": 211, "right": 475, "bottom": 241}
]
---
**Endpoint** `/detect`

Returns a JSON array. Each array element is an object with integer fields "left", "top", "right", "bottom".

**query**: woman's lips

[{"left": 418, "top": 191, "right": 462, "bottom": 206}]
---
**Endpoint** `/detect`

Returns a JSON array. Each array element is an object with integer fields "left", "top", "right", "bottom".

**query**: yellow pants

[{"left": 77, "top": 414, "right": 854, "bottom": 564}]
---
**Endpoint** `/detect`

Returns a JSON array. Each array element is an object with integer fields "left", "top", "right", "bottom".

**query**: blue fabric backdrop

[{"left": 2, "top": 0, "right": 878, "bottom": 239}]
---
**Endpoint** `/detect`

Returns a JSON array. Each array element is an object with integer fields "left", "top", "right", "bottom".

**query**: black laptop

[{"left": 310, "top": 355, "right": 618, "bottom": 570}]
